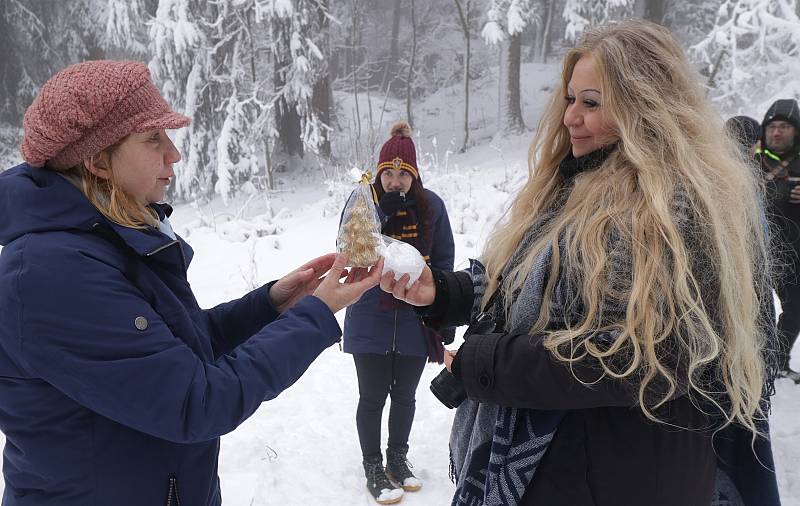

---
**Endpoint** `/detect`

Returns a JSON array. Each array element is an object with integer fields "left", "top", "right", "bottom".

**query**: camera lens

[{"left": 430, "top": 368, "right": 467, "bottom": 409}]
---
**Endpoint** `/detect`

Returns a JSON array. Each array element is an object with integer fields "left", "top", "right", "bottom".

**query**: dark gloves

[{"left": 378, "top": 191, "right": 408, "bottom": 216}]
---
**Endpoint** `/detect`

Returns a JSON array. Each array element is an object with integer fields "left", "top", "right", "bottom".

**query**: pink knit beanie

[{"left": 21, "top": 60, "right": 191, "bottom": 170}]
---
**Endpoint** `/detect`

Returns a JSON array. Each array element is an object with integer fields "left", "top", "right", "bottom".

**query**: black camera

[{"left": 430, "top": 311, "right": 496, "bottom": 409}]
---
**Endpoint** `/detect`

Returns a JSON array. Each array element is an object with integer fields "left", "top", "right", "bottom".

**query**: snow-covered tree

[
  {"left": 262, "top": 0, "right": 332, "bottom": 158},
  {"left": 691, "top": 0, "right": 800, "bottom": 115},
  {"left": 482, "top": 0, "right": 538, "bottom": 134},
  {"left": 661, "top": 0, "right": 721, "bottom": 47},
  {"left": 103, "top": 0, "right": 150, "bottom": 56},
  {"left": 149, "top": 0, "right": 216, "bottom": 200},
  {"left": 562, "top": 0, "right": 635, "bottom": 42}
]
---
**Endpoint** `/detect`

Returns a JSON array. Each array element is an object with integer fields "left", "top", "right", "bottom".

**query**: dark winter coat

[
  {"left": 760, "top": 99, "right": 800, "bottom": 263},
  {"left": 343, "top": 188, "right": 454, "bottom": 357},
  {"left": 423, "top": 151, "right": 779, "bottom": 505},
  {"left": 0, "top": 164, "right": 342, "bottom": 506}
]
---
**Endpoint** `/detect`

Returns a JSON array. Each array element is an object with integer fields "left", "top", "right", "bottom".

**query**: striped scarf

[{"left": 379, "top": 201, "right": 431, "bottom": 263}]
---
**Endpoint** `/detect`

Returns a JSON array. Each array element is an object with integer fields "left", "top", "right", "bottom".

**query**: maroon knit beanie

[
  {"left": 21, "top": 60, "right": 191, "bottom": 170},
  {"left": 377, "top": 121, "right": 419, "bottom": 180}
]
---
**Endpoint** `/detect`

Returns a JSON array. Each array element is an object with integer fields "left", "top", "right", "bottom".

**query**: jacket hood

[
  {"left": 762, "top": 99, "right": 800, "bottom": 130},
  {"left": 0, "top": 164, "right": 104, "bottom": 245},
  {"left": 0, "top": 163, "right": 176, "bottom": 256}
]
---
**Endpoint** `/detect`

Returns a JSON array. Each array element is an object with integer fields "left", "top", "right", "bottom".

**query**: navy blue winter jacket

[
  {"left": 343, "top": 189, "right": 454, "bottom": 356},
  {"left": 0, "top": 164, "right": 341, "bottom": 505}
]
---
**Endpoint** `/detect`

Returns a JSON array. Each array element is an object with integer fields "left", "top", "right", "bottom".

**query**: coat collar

[{"left": 558, "top": 144, "right": 616, "bottom": 180}]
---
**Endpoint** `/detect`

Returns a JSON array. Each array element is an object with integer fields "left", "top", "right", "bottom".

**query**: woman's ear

[{"left": 83, "top": 155, "right": 111, "bottom": 180}]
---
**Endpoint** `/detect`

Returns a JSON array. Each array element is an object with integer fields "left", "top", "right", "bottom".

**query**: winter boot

[
  {"left": 363, "top": 455, "right": 404, "bottom": 504},
  {"left": 385, "top": 446, "right": 422, "bottom": 492}
]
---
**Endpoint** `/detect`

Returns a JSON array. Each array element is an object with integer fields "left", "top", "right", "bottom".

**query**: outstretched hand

[
  {"left": 379, "top": 264, "right": 436, "bottom": 306},
  {"left": 313, "top": 255, "right": 384, "bottom": 313},
  {"left": 269, "top": 253, "right": 341, "bottom": 313}
]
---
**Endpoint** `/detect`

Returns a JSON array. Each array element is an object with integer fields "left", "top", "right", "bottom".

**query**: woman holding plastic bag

[{"left": 338, "top": 122, "right": 455, "bottom": 504}]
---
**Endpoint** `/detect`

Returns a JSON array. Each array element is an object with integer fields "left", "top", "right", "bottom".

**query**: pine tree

[
  {"left": 149, "top": 0, "right": 214, "bottom": 200},
  {"left": 481, "top": 0, "right": 538, "bottom": 134},
  {"left": 266, "top": 0, "right": 332, "bottom": 158},
  {"left": 562, "top": 0, "right": 636, "bottom": 41},
  {"left": 690, "top": 0, "right": 800, "bottom": 115}
]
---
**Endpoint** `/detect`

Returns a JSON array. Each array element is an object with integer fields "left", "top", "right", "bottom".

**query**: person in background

[
  {"left": 725, "top": 115, "right": 762, "bottom": 156},
  {"left": 757, "top": 98, "right": 800, "bottom": 382},
  {"left": 0, "top": 60, "right": 381, "bottom": 506},
  {"left": 342, "top": 121, "right": 455, "bottom": 504},
  {"left": 381, "top": 20, "right": 779, "bottom": 506}
]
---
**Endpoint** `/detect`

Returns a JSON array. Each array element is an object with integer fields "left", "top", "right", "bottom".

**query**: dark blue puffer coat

[
  {"left": 0, "top": 164, "right": 341, "bottom": 505},
  {"left": 343, "top": 188, "right": 455, "bottom": 357}
]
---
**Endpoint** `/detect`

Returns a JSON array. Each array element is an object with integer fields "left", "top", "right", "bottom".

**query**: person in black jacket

[
  {"left": 380, "top": 20, "right": 779, "bottom": 506},
  {"left": 758, "top": 98, "right": 800, "bottom": 382},
  {"left": 725, "top": 115, "right": 762, "bottom": 156}
]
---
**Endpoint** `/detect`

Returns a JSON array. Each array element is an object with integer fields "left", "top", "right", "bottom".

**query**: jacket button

[
  {"left": 134, "top": 316, "right": 148, "bottom": 331},
  {"left": 479, "top": 374, "right": 491, "bottom": 388}
]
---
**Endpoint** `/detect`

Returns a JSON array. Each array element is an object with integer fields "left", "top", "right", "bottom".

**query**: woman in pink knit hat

[{"left": 0, "top": 60, "right": 382, "bottom": 506}]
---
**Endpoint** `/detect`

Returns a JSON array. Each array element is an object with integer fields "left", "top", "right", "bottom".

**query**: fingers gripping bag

[
  {"left": 337, "top": 171, "right": 383, "bottom": 267},
  {"left": 379, "top": 235, "right": 426, "bottom": 289}
]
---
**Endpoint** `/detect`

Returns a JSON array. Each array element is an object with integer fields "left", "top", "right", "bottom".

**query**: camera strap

[{"left": 465, "top": 276, "right": 505, "bottom": 337}]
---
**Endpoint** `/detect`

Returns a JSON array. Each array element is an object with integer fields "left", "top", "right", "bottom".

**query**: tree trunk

[
  {"left": 502, "top": 33, "right": 525, "bottom": 134},
  {"left": 453, "top": 0, "right": 471, "bottom": 152},
  {"left": 538, "top": 0, "right": 555, "bottom": 63},
  {"left": 634, "top": 0, "right": 647, "bottom": 18},
  {"left": 645, "top": 0, "right": 665, "bottom": 24},
  {"left": 381, "top": 0, "right": 402, "bottom": 93},
  {"left": 272, "top": 17, "right": 304, "bottom": 157},
  {"left": 312, "top": 0, "right": 331, "bottom": 158},
  {"left": 406, "top": 0, "right": 417, "bottom": 127}
]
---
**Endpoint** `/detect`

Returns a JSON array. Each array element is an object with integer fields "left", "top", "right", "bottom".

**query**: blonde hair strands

[
  {"left": 60, "top": 139, "right": 158, "bottom": 229},
  {"left": 481, "top": 20, "right": 771, "bottom": 436}
]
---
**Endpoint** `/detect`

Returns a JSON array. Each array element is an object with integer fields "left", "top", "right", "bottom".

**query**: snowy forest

[
  {"left": 2, "top": 2, "right": 800, "bottom": 504},
  {"left": 1, "top": 0, "right": 799, "bottom": 202}
]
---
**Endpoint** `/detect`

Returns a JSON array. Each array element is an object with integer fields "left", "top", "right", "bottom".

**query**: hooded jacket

[
  {"left": 0, "top": 164, "right": 341, "bottom": 505},
  {"left": 759, "top": 99, "right": 800, "bottom": 258}
]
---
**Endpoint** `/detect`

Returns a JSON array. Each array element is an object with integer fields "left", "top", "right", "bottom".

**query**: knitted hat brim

[{"left": 137, "top": 111, "right": 191, "bottom": 132}]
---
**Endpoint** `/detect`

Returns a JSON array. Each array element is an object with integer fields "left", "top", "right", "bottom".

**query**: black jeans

[
  {"left": 776, "top": 274, "right": 800, "bottom": 370},
  {"left": 353, "top": 353, "right": 427, "bottom": 459}
]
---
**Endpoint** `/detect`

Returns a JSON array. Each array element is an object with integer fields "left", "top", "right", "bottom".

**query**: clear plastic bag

[
  {"left": 379, "top": 234, "right": 426, "bottom": 288},
  {"left": 337, "top": 180, "right": 382, "bottom": 268}
]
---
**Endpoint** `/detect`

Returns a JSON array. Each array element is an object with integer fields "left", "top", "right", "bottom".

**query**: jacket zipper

[
  {"left": 390, "top": 309, "right": 398, "bottom": 388},
  {"left": 392, "top": 310, "right": 398, "bottom": 353},
  {"left": 166, "top": 475, "right": 181, "bottom": 506},
  {"left": 146, "top": 239, "right": 188, "bottom": 273}
]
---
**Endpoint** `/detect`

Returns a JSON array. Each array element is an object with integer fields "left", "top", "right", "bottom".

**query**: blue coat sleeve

[
  {"left": 203, "top": 282, "right": 281, "bottom": 357},
  {"left": 15, "top": 239, "right": 341, "bottom": 444}
]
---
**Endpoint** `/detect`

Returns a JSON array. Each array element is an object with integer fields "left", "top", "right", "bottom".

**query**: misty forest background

[{"left": 0, "top": 0, "right": 798, "bottom": 204}]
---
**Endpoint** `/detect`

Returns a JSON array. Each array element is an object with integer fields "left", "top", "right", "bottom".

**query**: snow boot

[
  {"left": 385, "top": 446, "right": 422, "bottom": 492},
  {"left": 363, "top": 455, "right": 404, "bottom": 504}
]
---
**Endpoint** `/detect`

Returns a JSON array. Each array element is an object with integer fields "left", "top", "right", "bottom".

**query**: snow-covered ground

[
  {"left": 1, "top": 61, "right": 797, "bottom": 504},
  {"left": 173, "top": 138, "right": 800, "bottom": 506}
]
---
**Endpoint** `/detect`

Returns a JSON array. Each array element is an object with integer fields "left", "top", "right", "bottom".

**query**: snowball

[{"left": 379, "top": 237, "right": 426, "bottom": 289}]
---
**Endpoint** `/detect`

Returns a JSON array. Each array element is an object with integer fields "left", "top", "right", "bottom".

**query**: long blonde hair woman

[
  {"left": 381, "top": 19, "right": 779, "bottom": 506},
  {"left": 483, "top": 19, "right": 773, "bottom": 434}
]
